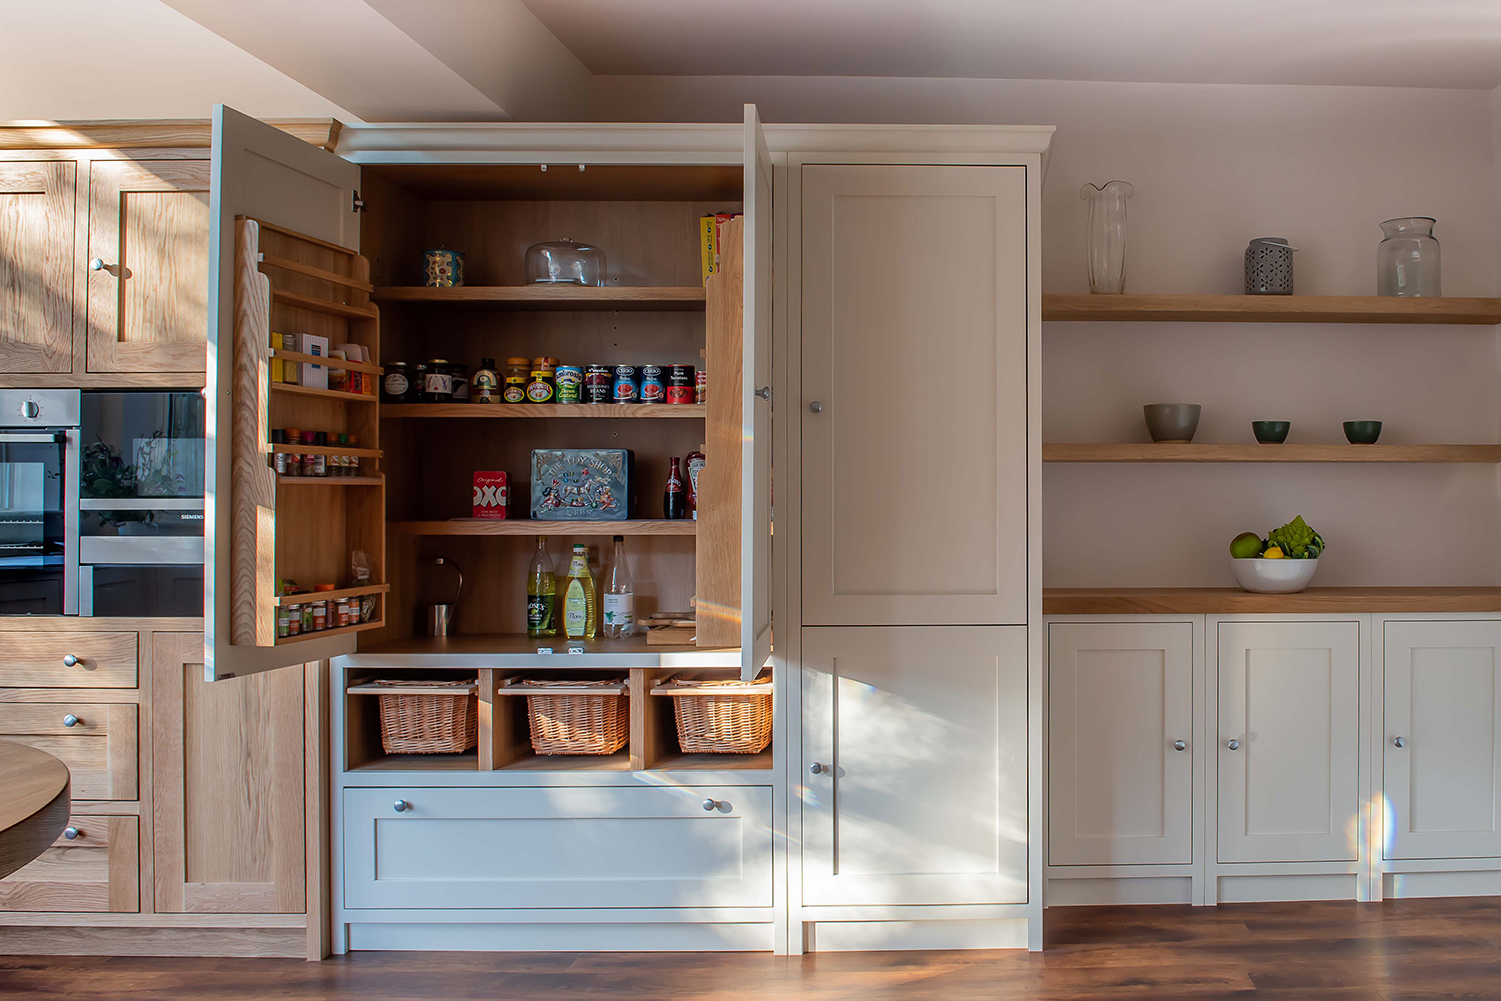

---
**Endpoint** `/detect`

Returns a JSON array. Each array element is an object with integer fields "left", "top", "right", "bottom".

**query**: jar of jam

[
  {"left": 639, "top": 365, "right": 665, "bottom": 404},
  {"left": 505, "top": 357, "right": 531, "bottom": 383},
  {"left": 667, "top": 365, "right": 695, "bottom": 404},
  {"left": 584, "top": 365, "right": 612, "bottom": 404},
  {"left": 382, "top": 361, "right": 413, "bottom": 403},
  {"left": 422, "top": 360, "right": 453, "bottom": 403},
  {"left": 502, "top": 377, "right": 527, "bottom": 403},
  {"left": 450, "top": 363, "right": 469, "bottom": 402},
  {"left": 555, "top": 365, "right": 583, "bottom": 404},
  {"left": 526, "top": 369, "right": 556, "bottom": 404},
  {"left": 612, "top": 365, "right": 638, "bottom": 403}
]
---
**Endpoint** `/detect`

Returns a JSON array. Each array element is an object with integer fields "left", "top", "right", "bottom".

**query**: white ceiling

[{"left": 521, "top": 0, "right": 1501, "bottom": 89}]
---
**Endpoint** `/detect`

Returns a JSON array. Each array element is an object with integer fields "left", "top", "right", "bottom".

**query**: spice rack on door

[{"left": 230, "top": 215, "right": 388, "bottom": 646}]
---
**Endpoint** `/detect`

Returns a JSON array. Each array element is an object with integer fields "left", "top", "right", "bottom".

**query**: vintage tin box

[{"left": 530, "top": 449, "right": 634, "bottom": 521}]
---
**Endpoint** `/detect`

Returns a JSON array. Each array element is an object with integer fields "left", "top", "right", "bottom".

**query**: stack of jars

[
  {"left": 277, "top": 583, "right": 368, "bottom": 639},
  {"left": 270, "top": 428, "right": 364, "bottom": 478}
]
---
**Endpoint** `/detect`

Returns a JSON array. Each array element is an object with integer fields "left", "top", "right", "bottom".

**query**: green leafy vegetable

[{"left": 1266, "top": 515, "right": 1324, "bottom": 560}]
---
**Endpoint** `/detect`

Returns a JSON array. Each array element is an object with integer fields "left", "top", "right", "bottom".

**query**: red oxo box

[{"left": 472, "top": 471, "right": 509, "bottom": 519}]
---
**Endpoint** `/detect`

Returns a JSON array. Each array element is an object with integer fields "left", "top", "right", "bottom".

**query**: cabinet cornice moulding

[{"left": 0, "top": 119, "right": 342, "bottom": 151}]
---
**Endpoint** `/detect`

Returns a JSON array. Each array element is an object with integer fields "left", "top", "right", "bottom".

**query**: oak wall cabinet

[{"left": 0, "top": 159, "right": 76, "bottom": 373}]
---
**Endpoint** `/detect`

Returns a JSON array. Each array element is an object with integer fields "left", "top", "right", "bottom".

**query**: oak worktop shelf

[
  {"left": 372, "top": 285, "right": 706, "bottom": 311},
  {"left": 391, "top": 519, "right": 696, "bottom": 536},
  {"left": 1044, "top": 586, "right": 1501, "bottom": 615},
  {"left": 1042, "top": 293, "right": 1501, "bottom": 324},
  {"left": 1043, "top": 443, "right": 1501, "bottom": 463},
  {"left": 382, "top": 403, "right": 706, "bottom": 419}
]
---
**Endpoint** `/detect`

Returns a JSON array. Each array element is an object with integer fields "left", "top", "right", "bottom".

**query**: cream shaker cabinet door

[
  {"left": 801, "top": 165, "right": 1028, "bottom": 627},
  {"left": 802, "top": 626, "right": 1028, "bottom": 906},
  {"left": 1384, "top": 620, "right": 1501, "bottom": 860},
  {"left": 1048, "top": 621, "right": 1194, "bottom": 866},
  {"left": 1217, "top": 620, "right": 1360, "bottom": 863}
]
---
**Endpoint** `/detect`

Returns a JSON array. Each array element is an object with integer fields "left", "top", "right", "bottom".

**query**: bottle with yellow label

[{"left": 561, "top": 543, "right": 597, "bottom": 639}]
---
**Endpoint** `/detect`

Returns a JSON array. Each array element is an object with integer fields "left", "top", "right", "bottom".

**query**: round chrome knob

[
  {"left": 20, "top": 400, "right": 39, "bottom": 419},
  {"left": 89, "top": 258, "right": 106, "bottom": 271},
  {"left": 754, "top": 386, "right": 771, "bottom": 401},
  {"left": 62, "top": 714, "right": 80, "bottom": 728},
  {"left": 62, "top": 654, "right": 79, "bottom": 667},
  {"left": 809, "top": 761, "right": 825, "bottom": 775},
  {"left": 702, "top": 798, "right": 718, "bottom": 812},
  {"left": 808, "top": 401, "right": 824, "bottom": 413},
  {"left": 63, "top": 826, "right": 79, "bottom": 840},
  {"left": 392, "top": 800, "right": 410, "bottom": 813},
  {"left": 1394, "top": 736, "right": 1406, "bottom": 748},
  {"left": 1173, "top": 739, "right": 1186, "bottom": 752},
  {"left": 1227, "top": 739, "right": 1241, "bottom": 751}
]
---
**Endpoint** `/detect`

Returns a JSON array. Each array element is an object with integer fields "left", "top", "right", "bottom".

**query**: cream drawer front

[
  {"left": 0, "top": 631, "right": 138, "bottom": 687},
  {"left": 343, "top": 786, "right": 774, "bottom": 910}
]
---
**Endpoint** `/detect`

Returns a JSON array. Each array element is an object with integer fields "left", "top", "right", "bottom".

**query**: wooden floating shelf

[
  {"left": 274, "top": 619, "right": 385, "bottom": 645},
  {"left": 1045, "top": 587, "right": 1501, "bottom": 615},
  {"left": 1043, "top": 443, "right": 1501, "bottom": 463},
  {"left": 391, "top": 519, "right": 697, "bottom": 537},
  {"left": 1042, "top": 293, "right": 1501, "bottom": 325},
  {"left": 382, "top": 403, "right": 706, "bottom": 419},
  {"left": 371, "top": 285, "right": 706, "bottom": 311},
  {"left": 276, "top": 583, "right": 391, "bottom": 606},
  {"left": 271, "top": 348, "right": 382, "bottom": 375},
  {"left": 270, "top": 287, "right": 378, "bottom": 320},
  {"left": 270, "top": 382, "right": 377, "bottom": 404},
  {"left": 277, "top": 475, "right": 383, "bottom": 487}
]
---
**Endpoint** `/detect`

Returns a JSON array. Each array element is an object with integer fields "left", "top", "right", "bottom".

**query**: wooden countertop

[
  {"left": 1044, "top": 587, "right": 1501, "bottom": 615},
  {"left": 0, "top": 740, "right": 70, "bottom": 880}
]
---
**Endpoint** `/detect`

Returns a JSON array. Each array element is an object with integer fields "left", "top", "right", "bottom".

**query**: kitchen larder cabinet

[
  {"left": 1049, "top": 621, "right": 1194, "bottom": 866},
  {"left": 801, "top": 626, "right": 1028, "bottom": 906},
  {"left": 85, "top": 159, "right": 211, "bottom": 374},
  {"left": 1217, "top": 620, "right": 1360, "bottom": 864},
  {"left": 1383, "top": 620, "right": 1501, "bottom": 860},
  {"left": 800, "top": 165, "right": 1028, "bottom": 627},
  {"left": 0, "top": 159, "right": 75, "bottom": 373}
]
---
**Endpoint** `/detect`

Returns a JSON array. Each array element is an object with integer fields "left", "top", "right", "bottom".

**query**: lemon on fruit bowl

[{"left": 1262, "top": 546, "right": 1285, "bottom": 559}]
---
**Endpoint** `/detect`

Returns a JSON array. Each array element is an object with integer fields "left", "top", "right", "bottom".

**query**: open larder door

[
  {"left": 205, "top": 106, "right": 366, "bottom": 681},
  {"left": 742, "top": 105, "right": 774, "bottom": 682}
]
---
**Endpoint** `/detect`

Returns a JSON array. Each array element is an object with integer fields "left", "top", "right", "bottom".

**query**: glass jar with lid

[{"left": 421, "top": 360, "right": 453, "bottom": 403}]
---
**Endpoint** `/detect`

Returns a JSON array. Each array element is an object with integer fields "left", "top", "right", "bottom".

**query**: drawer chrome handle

[
  {"left": 1394, "top": 736, "right": 1406, "bottom": 748},
  {"left": 63, "top": 826, "right": 79, "bottom": 840},
  {"left": 809, "top": 761, "right": 825, "bottom": 775},
  {"left": 89, "top": 258, "right": 106, "bottom": 271},
  {"left": 1172, "top": 739, "right": 1186, "bottom": 752},
  {"left": 393, "top": 800, "right": 410, "bottom": 813},
  {"left": 62, "top": 654, "right": 80, "bottom": 667},
  {"left": 702, "top": 798, "right": 719, "bottom": 812},
  {"left": 1227, "top": 739, "right": 1241, "bottom": 751},
  {"left": 62, "top": 714, "right": 80, "bottom": 728}
]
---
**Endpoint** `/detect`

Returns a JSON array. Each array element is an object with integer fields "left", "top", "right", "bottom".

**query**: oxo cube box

[
  {"left": 530, "top": 449, "right": 633, "bottom": 521},
  {"left": 472, "top": 471, "right": 509, "bottom": 519}
]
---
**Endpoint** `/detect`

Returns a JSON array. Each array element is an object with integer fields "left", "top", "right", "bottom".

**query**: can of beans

[
  {"left": 584, "top": 365, "right": 612, "bottom": 404},
  {"left": 555, "top": 365, "right": 583, "bottom": 404},
  {"left": 695, "top": 369, "right": 708, "bottom": 405},
  {"left": 612, "top": 365, "right": 638, "bottom": 403},
  {"left": 667, "top": 365, "right": 695, "bottom": 405},
  {"left": 639, "top": 364, "right": 665, "bottom": 404}
]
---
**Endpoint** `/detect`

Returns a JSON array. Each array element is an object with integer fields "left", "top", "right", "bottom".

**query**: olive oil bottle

[
  {"left": 561, "top": 543, "right": 597, "bottom": 640},
  {"left": 526, "top": 536, "right": 556, "bottom": 638}
]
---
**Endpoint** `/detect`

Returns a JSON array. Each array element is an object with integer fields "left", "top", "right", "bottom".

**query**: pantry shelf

[
  {"left": 1044, "top": 587, "right": 1501, "bottom": 615},
  {"left": 270, "top": 382, "right": 377, "bottom": 404},
  {"left": 271, "top": 348, "right": 383, "bottom": 375},
  {"left": 1043, "top": 443, "right": 1501, "bottom": 463},
  {"left": 390, "top": 519, "right": 697, "bottom": 537},
  {"left": 276, "top": 583, "right": 391, "bottom": 606},
  {"left": 269, "top": 444, "right": 382, "bottom": 458},
  {"left": 381, "top": 403, "right": 706, "bottom": 419},
  {"left": 270, "top": 287, "right": 379, "bottom": 320},
  {"left": 342, "top": 633, "right": 739, "bottom": 669},
  {"left": 277, "top": 475, "right": 384, "bottom": 487},
  {"left": 1042, "top": 293, "right": 1501, "bottom": 324},
  {"left": 372, "top": 285, "right": 706, "bottom": 311}
]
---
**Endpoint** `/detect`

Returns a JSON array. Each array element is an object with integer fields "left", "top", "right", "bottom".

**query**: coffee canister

[
  {"left": 584, "top": 365, "right": 612, "bottom": 404},
  {"left": 612, "top": 365, "right": 639, "bottom": 403},
  {"left": 555, "top": 365, "right": 583, "bottom": 404},
  {"left": 423, "top": 247, "right": 465, "bottom": 288},
  {"left": 1245, "top": 237, "right": 1296, "bottom": 295}
]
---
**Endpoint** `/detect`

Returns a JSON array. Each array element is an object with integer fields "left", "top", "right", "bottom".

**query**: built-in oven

[
  {"left": 78, "top": 391, "right": 205, "bottom": 617},
  {"left": 0, "top": 390, "right": 79, "bottom": 615}
]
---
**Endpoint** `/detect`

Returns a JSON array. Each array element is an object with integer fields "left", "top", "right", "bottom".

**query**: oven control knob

[{"left": 20, "top": 400, "right": 39, "bottom": 419}]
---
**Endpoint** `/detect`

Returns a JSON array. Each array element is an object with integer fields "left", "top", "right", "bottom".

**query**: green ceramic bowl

[
  {"left": 1343, "top": 420, "right": 1382, "bottom": 445},
  {"left": 1252, "top": 420, "right": 1291, "bottom": 444}
]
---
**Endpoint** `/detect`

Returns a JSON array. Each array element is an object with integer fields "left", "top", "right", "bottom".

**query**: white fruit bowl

[{"left": 1231, "top": 557, "right": 1319, "bottom": 594}]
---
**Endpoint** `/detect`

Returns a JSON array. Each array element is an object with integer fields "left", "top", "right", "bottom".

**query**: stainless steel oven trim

[
  {"left": 0, "top": 432, "right": 65, "bottom": 445},
  {"left": 79, "top": 536, "right": 204, "bottom": 565},
  {"left": 63, "top": 428, "right": 79, "bottom": 615},
  {"left": 77, "top": 564, "right": 93, "bottom": 616},
  {"left": 79, "top": 498, "right": 206, "bottom": 511}
]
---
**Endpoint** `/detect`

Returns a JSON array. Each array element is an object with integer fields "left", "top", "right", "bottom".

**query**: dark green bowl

[
  {"left": 1343, "top": 420, "right": 1382, "bottom": 445},
  {"left": 1252, "top": 420, "right": 1291, "bottom": 444}
]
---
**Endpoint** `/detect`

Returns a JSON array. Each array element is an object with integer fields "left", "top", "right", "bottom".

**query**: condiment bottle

[
  {"left": 270, "top": 429, "right": 288, "bottom": 475},
  {"left": 472, "top": 358, "right": 500, "bottom": 403},
  {"left": 664, "top": 456, "right": 686, "bottom": 519},
  {"left": 686, "top": 450, "right": 705, "bottom": 520}
]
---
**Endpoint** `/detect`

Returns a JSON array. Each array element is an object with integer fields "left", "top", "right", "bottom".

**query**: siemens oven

[{"left": 0, "top": 391, "right": 79, "bottom": 615}]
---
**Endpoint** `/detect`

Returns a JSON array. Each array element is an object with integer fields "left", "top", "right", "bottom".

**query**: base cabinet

[
  {"left": 801, "top": 626, "right": 1028, "bottom": 906},
  {"left": 0, "top": 816, "right": 138, "bottom": 913},
  {"left": 1383, "top": 620, "right": 1501, "bottom": 860},
  {"left": 1048, "top": 621, "right": 1194, "bottom": 866}
]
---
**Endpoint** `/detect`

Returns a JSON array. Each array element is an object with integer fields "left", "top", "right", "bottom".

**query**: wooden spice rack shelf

[
  {"left": 1042, "top": 293, "right": 1501, "bottom": 324},
  {"left": 270, "top": 287, "right": 379, "bottom": 320},
  {"left": 1042, "top": 443, "right": 1501, "bottom": 463},
  {"left": 372, "top": 285, "right": 706, "bottom": 311},
  {"left": 271, "top": 348, "right": 383, "bottom": 375},
  {"left": 277, "top": 475, "right": 383, "bottom": 487},
  {"left": 382, "top": 403, "right": 706, "bottom": 419},
  {"left": 275, "top": 583, "right": 391, "bottom": 607},
  {"left": 390, "top": 519, "right": 697, "bottom": 537},
  {"left": 270, "top": 382, "right": 378, "bottom": 404},
  {"left": 275, "top": 619, "right": 385, "bottom": 646}
]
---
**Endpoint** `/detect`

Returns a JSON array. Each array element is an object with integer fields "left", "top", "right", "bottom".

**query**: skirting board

[
  {"left": 0, "top": 925, "right": 305, "bottom": 958},
  {"left": 1047, "top": 876, "right": 1194, "bottom": 907},
  {"left": 346, "top": 922, "right": 775, "bottom": 952},
  {"left": 1218, "top": 873, "right": 1357, "bottom": 903},
  {"left": 805, "top": 919, "right": 1030, "bottom": 952},
  {"left": 1384, "top": 870, "right": 1501, "bottom": 898}
]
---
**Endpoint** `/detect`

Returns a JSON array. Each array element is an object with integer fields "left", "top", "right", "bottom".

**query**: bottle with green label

[
  {"left": 561, "top": 543, "right": 597, "bottom": 640},
  {"left": 526, "top": 536, "right": 556, "bottom": 638}
]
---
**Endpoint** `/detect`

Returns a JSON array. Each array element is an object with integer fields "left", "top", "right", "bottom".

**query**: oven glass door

[{"left": 0, "top": 431, "right": 69, "bottom": 614}]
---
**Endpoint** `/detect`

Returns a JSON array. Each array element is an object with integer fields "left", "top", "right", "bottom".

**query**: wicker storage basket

[
  {"left": 355, "top": 679, "right": 478, "bottom": 754},
  {"left": 652, "top": 676, "right": 772, "bottom": 754},
  {"left": 498, "top": 679, "right": 629, "bottom": 755}
]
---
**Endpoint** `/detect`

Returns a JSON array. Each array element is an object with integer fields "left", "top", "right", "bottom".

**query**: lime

[{"left": 1230, "top": 532, "right": 1263, "bottom": 559}]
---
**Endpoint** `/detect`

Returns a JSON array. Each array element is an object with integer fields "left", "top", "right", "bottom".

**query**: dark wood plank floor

[{"left": 2, "top": 899, "right": 1499, "bottom": 999}]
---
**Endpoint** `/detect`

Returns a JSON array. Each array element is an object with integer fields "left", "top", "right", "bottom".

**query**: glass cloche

[{"left": 525, "top": 238, "right": 607, "bottom": 287}]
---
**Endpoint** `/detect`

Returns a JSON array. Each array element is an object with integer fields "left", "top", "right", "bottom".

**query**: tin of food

[
  {"left": 555, "top": 365, "right": 584, "bottom": 404},
  {"left": 612, "top": 365, "right": 639, "bottom": 403}
]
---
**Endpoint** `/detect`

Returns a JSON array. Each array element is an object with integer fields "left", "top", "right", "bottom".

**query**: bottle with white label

[
  {"left": 561, "top": 543, "right": 597, "bottom": 640},
  {"left": 602, "top": 535, "right": 634, "bottom": 638}
]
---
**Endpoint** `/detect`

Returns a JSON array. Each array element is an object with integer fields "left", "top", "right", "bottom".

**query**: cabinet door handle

[
  {"left": 89, "top": 258, "right": 106, "bottom": 271},
  {"left": 62, "top": 654, "right": 80, "bottom": 667},
  {"left": 702, "top": 798, "right": 720, "bottom": 812},
  {"left": 1226, "top": 739, "right": 1241, "bottom": 751},
  {"left": 755, "top": 386, "right": 771, "bottom": 401},
  {"left": 1393, "top": 736, "right": 1406, "bottom": 748},
  {"left": 1172, "top": 739, "right": 1186, "bottom": 751},
  {"left": 63, "top": 826, "right": 79, "bottom": 840},
  {"left": 392, "top": 800, "right": 410, "bottom": 813},
  {"left": 808, "top": 401, "right": 824, "bottom": 414},
  {"left": 62, "top": 714, "right": 80, "bottom": 728},
  {"left": 808, "top": 761, "right": 825, "bottom": 775}
]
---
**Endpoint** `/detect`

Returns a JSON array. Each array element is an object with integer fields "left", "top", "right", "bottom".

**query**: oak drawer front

[
  {"left": 344, "top": 786, "right": 774, "bottom": 911},
  {"left": 0, "top": 632, "right": 138, "bottom": 688},
  {"left": 0, "top": 704, "right": 138, "bottom": 800},
  {"left": 0, "top": 816, "right": 139, "bottom": 912}
]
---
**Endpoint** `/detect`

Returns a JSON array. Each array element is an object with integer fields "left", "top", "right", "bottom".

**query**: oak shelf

[
  {"left": 276, "top": 583, "right": 390, "bottom": 607},
  {"left": 1042, "top": 293, "right": 1501, "bottom": 324},
  {"left": 270, "top": 382, "right": 377, "bottom": 404},
  {"left": 269, "top": 443, "right": 382, "bottom": 458},
  {"left": 271, "top": 348, "right": 383, "bottom": 375},
  {"left": 270, "top": 287, "right": 378, "bottom": 320},
  {"left": 274, "top": 619, "right": 385, "bottom": 646},
  {"left": 382, "top": 403, "right": 705, "bottom": 419},
  {"left": 1044, "top": 586, "right": 1501, "bottom": 615},
  {"left": 1043, "top": 443, "right": 1501, "bottom": 463},
  {"left": 391, "top": 519, "right": 696, "bottom": 537},
  {"left": 372, "top": 285, "right": 706, "bottom": 311},
  {"left": 277, "top": 475, "right": 384, "bottom": 487}
]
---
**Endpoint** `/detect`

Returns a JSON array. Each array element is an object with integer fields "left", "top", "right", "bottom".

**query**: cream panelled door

[
  {"left": 801, "top": 165, "right": 1027, "bottom": 627},
  {"left": 1217, "top": 620, "right": 1360, "bottom": 864},
  {"left": 1384, "top": 620, "right": 1501, "bottom": 860},
  {"left": 1049, "top": 621, "right": 1194, "bottom": 866},
  {"left": 802, "top": 626, "right": 1028, "bottom": 906}
]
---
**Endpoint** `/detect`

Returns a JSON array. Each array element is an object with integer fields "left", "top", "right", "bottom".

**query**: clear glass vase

[
  {"left": 1377, "top": 217, "right": 1440, "bottom": 297},
  {"left": 1080, "top": 180, "right": 1133, "bottom": 294}
]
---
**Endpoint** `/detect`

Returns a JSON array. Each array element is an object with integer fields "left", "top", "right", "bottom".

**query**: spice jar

[
  {"left": 612, "top": 365, "right": 638, "bottom": 403},
  {"left": 667, "top": 365, "right": 695, "bottom": 405},
  {"left": 422, "top": 360, "right": 453, "bottom": 403},
  {"left": 382, "top": 361, "right": 413, "bottom": 403},
  {"left": 347, "top": 435, "right": 361, "bottom": 476},
  {"left": 585, "top": 365, "right": 612, "bottom": 404},
  {"left": 300, "top": 431, "right": 318, "bottom": 477},
  {"left": 335, "top": 434, "right": 350, "bottom": 476},
  {"left": 283, "top": 428, "right": 301, "bottom": 477},
  {"left": 555, "top": 365, "right": 583, "bottom": 404},
  {"left": 270, "top": 429, "right": 289, "bottom": 475},
  {"left": 505, "top": 357, "right": 531, "bottom": 383},
  {"left": 502, "top": 377, "right": 527, "bottom": 403},
  {"left": 526, "top": 369, "right": 556, "bottom": 404},
  {"left": 286, "top": 603, "right": 301, "bottom": 636}
]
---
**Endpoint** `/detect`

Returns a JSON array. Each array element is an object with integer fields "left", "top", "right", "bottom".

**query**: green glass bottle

[{"left": 526, "top": 536, "right": 556, "bottom": 638}]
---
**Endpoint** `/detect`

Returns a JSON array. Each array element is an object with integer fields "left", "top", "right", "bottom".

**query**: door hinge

[{"left": 352, "top": 191, "right": 367, "bottom": 213}]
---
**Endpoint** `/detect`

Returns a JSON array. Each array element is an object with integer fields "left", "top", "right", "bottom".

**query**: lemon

[
  {"left": 1230, "top": 532, "right": 1263, "bottom": 559},
  {"left": 1263, "top": 546, "right": 1285, "bottom": 559}
]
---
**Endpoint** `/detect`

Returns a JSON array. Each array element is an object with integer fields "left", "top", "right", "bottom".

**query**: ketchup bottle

[{"left": 663, "top": 457, "right": 686, "bottom": 520}]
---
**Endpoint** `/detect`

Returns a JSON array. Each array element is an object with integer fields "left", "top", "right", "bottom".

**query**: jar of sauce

[{"left": 382, "top": 361, "right": 413, "bottom": 403}]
